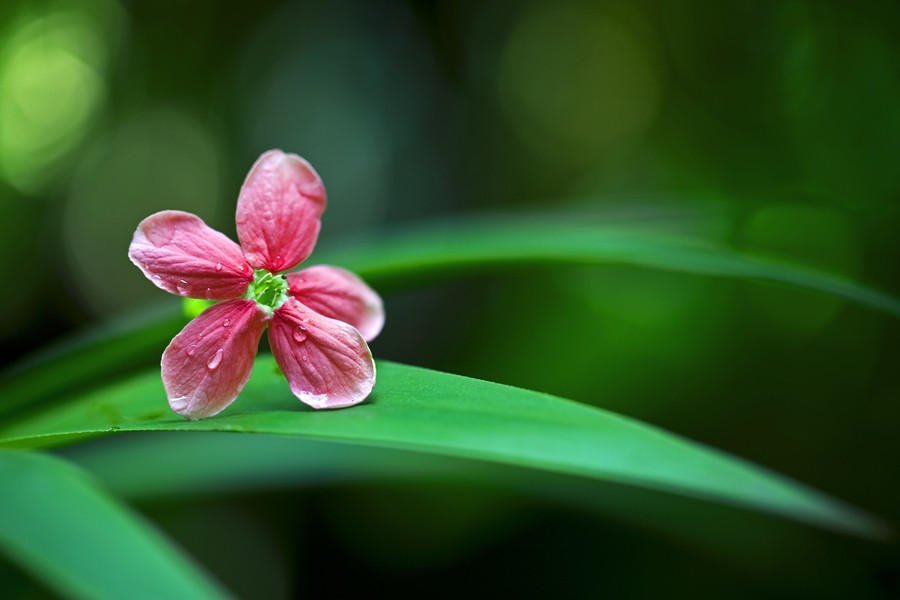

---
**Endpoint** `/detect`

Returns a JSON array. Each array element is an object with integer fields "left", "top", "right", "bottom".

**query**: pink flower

[{"left": 128, "top": 150, "right": 384, "bottom": 420}]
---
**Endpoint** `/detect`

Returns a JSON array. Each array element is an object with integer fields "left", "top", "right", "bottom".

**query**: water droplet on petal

[
  {"left": 222, "top": 319, "right": 231, "bottom": 327},
  {"left": 215, "top": 263, "right": 223, "bottom": 271},
  {"left": 179, "top": 279, "right": 188, "bottom": 284},
  {"left": 293, "top": 327, "right": 307, "bottom": 343},
  {"left": 300, "top": 392, "right": 330, "bottom": 408},
  {"left": 196, "top": 333, "right": 204, "bottom": 340},
  {"left": 185, "top": 344, "right": 197, "bottom": 357},
  {"left": 207, "top": 348, "right": 224, "bottom": 370}
]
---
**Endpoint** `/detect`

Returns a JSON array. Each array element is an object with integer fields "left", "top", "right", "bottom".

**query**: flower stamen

[{"left": 245, "top": 269, "right": 289, "bottom": 316}]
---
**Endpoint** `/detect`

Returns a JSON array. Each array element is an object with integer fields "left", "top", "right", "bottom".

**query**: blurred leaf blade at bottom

[
  {"left": 0, "top": 357, "right": 887, "bottom": 540},
  {"left": 0, "top": 450, "right": 230, "bottom": 600},
  {"left": 60, "top": 432, "right": 853, "bottom": 571}
]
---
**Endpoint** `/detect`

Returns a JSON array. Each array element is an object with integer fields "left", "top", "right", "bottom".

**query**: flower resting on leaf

[{"left": 128, "top": 150, "right": 384, "bottom": 420}]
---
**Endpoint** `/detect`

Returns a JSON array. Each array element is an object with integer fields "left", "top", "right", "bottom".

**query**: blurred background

[{"left": 1, "top": 0, "right": 899, "bottom": 597}]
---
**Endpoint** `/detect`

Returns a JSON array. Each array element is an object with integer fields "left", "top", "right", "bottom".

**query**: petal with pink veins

[
  {"left": 286, "top": 265, "right": 385, "bottom": 342},
  {"left": 269, "top": 297, "right": 375, "bottom": 409},
  {"left": 162, "top": 299, "right": 268, "bottom": 419},
  {"left": 236, "top": 150, "right": 326, "bottom": 273},
  {"left": 129, "top": 210, "right": 253, "bottom": 299}
]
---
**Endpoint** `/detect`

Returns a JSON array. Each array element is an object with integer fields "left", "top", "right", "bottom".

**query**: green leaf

[
  {"left": 0, "top": 304, "right": 183, "bottom": 420},
  {"left": 62, "top": 433, "right": 849, "bottom": 568},
  {"left": 0, "top": 357, "right": 887, "bottom": 540},
  {"left": 4, "top": 217, "right": 899, "bottom": 421},
  {"left": 0, "top": 450, "right": 230, "bottom": 600},
  {"left": 322, "top": 218, "right": 900, "bottom": 316}
]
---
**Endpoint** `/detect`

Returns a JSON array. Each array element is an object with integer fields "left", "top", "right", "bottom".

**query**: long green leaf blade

[
  {"left": 0, "top": 306, "right": 183, "bottom": 420},
  {"left": 3, "top": 218, "right": 899, "bottom": 421},
  {"left": 0, "top": 358, "right": 886, "bottom": 540},
  {"left": 0, "top": 450, "right": 229, "bottom": 600},
  {"left": 323, "top": 219, "right": 900, "bottom": 316},
  {"left": 63, "top": 432, "right": 844, "bottom": 568}
]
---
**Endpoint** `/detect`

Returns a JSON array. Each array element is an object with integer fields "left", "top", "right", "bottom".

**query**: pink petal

[
  {"left": 236, "top": 150, "right": 326, "bottom": 273},
  {"left": 162, "top": 299, "right": 268, "bottom": 419},
  {"left": 286, "top": 265, "right": 385, "bottom": 342},
  {"left": 269, "top": 297, "right": 375, "bottom": 409},
  {"left": 129, "top": 210, "right": 253, "bottom": 299}
]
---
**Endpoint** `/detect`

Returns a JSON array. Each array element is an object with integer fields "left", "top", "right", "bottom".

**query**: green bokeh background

[{"left": 1, "top": 0, "right": 898, "bottom": 597}]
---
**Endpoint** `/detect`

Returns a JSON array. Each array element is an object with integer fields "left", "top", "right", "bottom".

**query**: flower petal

[
  {"left": 161, "top": 299, "right": 268, "bottom": 420},
  {"left": 129, "top": 210, "right": 253, "bottom": 299},
  {"left": 286, "top": 265, "right": 385, "bottom": 342},
  {"left": 269, "top": 297, "right": 375, "bottom": 409},
  {"left": 236, "top": 150, "right": 326, "bottom": 273}
]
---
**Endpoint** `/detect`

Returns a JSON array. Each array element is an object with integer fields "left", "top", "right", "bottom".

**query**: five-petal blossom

[{"left": 128, "top": 149, "right": 383, "bottom": 419}]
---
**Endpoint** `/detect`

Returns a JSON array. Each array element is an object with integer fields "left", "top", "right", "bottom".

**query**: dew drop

[
  {"left": 215, "top": 263, "right": 223, "bottom": 271},
  {"left": 222, "top": 319, "right": 231, "bottom": 327},
  {"left": 293, "top": 327, "right": 307, "bottom": 343},
  {"left": 300, "top": 392, "right": 330, "bottom": 408},
  {"left": 185, "top": 344, "right": 197, "bottom": 357},
  {"left": 178, "top": 279, "right": 188, "bottom": 284},
  {"left": 207, "top": 348, "right": 224, "bottom": 370},
  {"left": 196, "top": 333, "right": 204, "bottom": 340}
]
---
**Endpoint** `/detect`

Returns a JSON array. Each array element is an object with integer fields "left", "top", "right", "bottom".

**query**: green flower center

[{"left": 245, "top": 269, "right": 289, "bottom": 316}]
